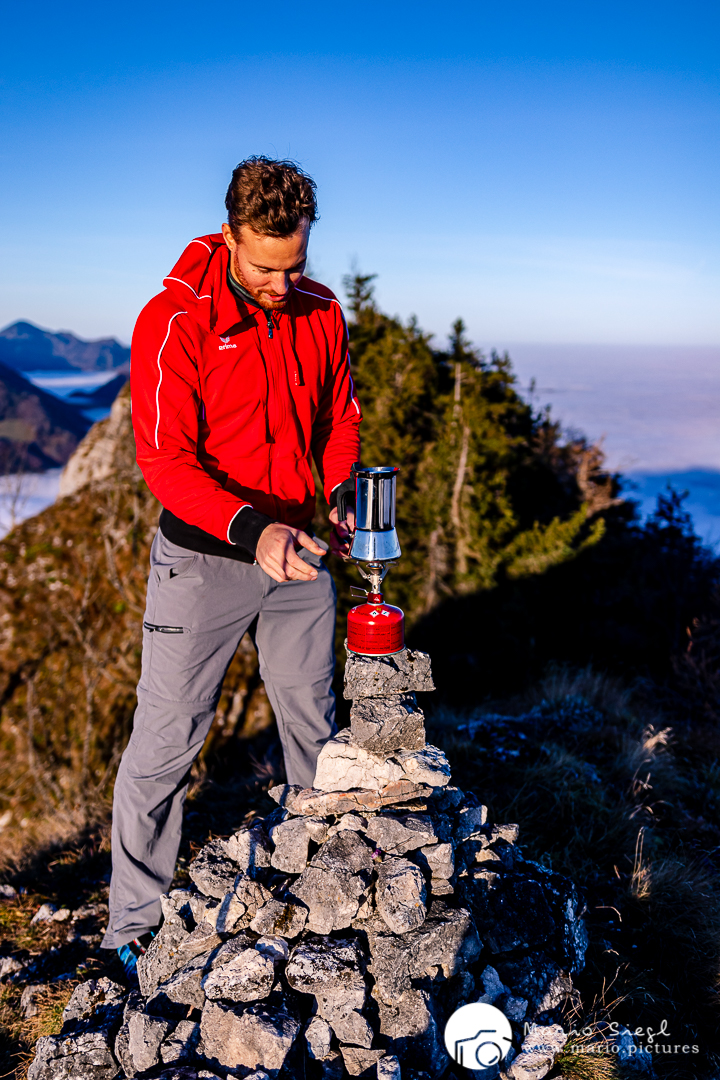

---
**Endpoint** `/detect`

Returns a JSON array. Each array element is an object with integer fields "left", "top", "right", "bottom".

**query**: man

[{"left": 101, "top": 157, "right": 361, "bottom": 973}]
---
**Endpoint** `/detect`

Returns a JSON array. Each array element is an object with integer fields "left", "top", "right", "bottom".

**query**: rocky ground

[{"left": 19, "top": 648, "right": 600, "bottom": 1080}]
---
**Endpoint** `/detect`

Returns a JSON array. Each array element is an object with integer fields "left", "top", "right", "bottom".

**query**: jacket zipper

[{"left": 263, "top": 312, "right": 278, "bottom": 502}]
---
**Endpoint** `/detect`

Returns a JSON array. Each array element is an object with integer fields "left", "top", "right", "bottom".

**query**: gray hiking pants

[{"left": 102, "top": 528, "right": 337, "bottom": 949}]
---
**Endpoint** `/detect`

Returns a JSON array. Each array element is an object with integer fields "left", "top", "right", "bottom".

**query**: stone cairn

[{"left": 29, "top": 648, "right": 587, "bottom": 1080}]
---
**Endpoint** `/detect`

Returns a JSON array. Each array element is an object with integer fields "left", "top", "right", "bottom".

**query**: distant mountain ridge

[
  {"left": 68, "top": 372, "right": 129, "bottom": 408},
  {"left": 0, "top": 320, "right": 130, "bottom": 373},
  {"left": 0, "top": 358, "right": 92, "bottom": 471}
]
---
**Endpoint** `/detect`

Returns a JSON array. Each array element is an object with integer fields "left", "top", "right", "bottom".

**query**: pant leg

[
  {"left": 103, "top": 532, "right": 265, "bottom": 949},
  {"left": 255, "top": 545, "right": 338, "bottom": 789}
]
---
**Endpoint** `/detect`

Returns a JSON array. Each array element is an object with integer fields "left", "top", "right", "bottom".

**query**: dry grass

[
  {"left": 554, "top": 1037, "right": 621, "bottom": 1080},
  {"left": 428, "top": 665, "right": 720, "bottom": 1078},
  {"left": 3, "top": 978, "right": 82, "bottom": 1080}
]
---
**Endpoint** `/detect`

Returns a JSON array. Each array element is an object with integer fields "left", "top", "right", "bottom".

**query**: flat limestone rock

[
  {"left": 376, "top": 987, "right": 436, "bottom": 1040},
  {"left": 288, "top": 865, "right": 364, "bottom": 934},
  {"left": 215, "top": 891, "right": 248, "bottom": 935},
  {"left": 224, "top": 824, "right": 272, "bottom": 877},
  {"left": 270, "top": 817, "right": 314, "bottom": 874},
  {"left": 160, "top": 1020, "right": 201, "bottom": 1064},
  {"left": 268, "top": 785, "right": 303, "bottom": 811},
  {"left": 314, "top": 732, "right": 404, "bottom": 792},
  {"left": 329, "top": 1009, "right": 373, "bottom": 1049},
  {"left": 291, "top": 782, "right": 434, "bottom": 817},
  {"left": 350, "top": 694, "right": 425, "bottom": 752},
  {"left": 30, "top": 1030, "right": 121, "bottom": 1080},
  {"left": 367, "top": 904, "right": 482, "bottom": 1003},
  {"left": 255, "top": 936, "right": 290, "bottom": 962},
  {"left": 376, "top": 857, "right": 427, "bottom": 934},
  {"left": 235, "top": 876, "right": 273, "bottom": 908},
  {"left": 126, "top": 1011, "right": 172, "bottom": 1073},
  {"left": 305, "top": 816, "right": 330, "bottom": 843},
  {"left": 306, "top": 830, "right": 374, "bottom": 879},
  {"left": 138, "top": 914, "right": 192, "bottom": 997},
  {"left": 305, "top": 1016, "right": 333, "bottom": 1061},
  {"left": 314, "top": 731, "right": 450, "bottom": 793},
  {"left": 114, "top": 990, "right": 142, "bottom": 1075},
  {"left": 289, "top": 833, "right": 374, "bottom": 935},
  {"left": 455, "top": 805, "right": 489, "bottom": 841},
  {"left": 365, "top": 814, "right": 438, "bottom": 856},
  {"left": 205, "top": 932, "right": 256, "bottom": 968},
  {"left": 344, "top": 648, "right": 435, "bottom": 699},
  {"left": 62, "top": 978, "right": 126, "bottom": 1023},
  {"left": 415, "top": 842, "right": 455, "bottom": 880},
  {"left": 250, "top": 899, "right": 308, "bottom": 939},
  {"left": 28, "top": 978, "right": 126, "bottom": 1080},
  {"left": 340, "top": 1047, "right": 385, "bottom": 1076},
  {"left": 200, "top": 1000, "right": 299, "bottom": 1073},
  {"left": 183, "top": 894, "right": 236, "bottom": 937},
  {"left": 394, "top": 746, "right": 451, "bottom": 789},
  {"left": 376, "top": 988, "right": 446, "bottom": 1076},
  {"left": 149, "top": 952, "right": 213, "bottom": 1012},
  {"left": 140, "top": 920, "right": 222, "bottom": 1002},
  {"left": 188, "top": 840, "right": 239, "bottom": 900},
  {"left": 213, "top": 877, "right": 274, "bottom": 932},
  {"left": 177, "top": 923, "right": 223, "bottom": 965},
  {"left": 329, "top": 813, "right": 368, "bottom": 835},
  {"left": 203, "top": 947, "right": 275, "bottom": 1002},
  {"left": 286, "top": 937, "right": 371, "bottom": 1048}
]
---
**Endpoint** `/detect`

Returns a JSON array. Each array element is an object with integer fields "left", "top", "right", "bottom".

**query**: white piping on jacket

[
  {"left": 226, "top": 504, "right": 252, "bottom": 544},
  {"left": 190, "top": 238, "right": 212, "bottom": 252},
  {"left": 164, "top": 276, "right": 212, "bottom": 300},
  {"left": 154, "top": 311, "right": 187, "bottom": 449},
  {"left": 294, "top": 287, "right": 361, "bottom": 415}
]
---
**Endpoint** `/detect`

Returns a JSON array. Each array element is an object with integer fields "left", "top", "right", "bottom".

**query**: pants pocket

[{"left": 151, "top": 530, "right": 198, "bottom": 584}]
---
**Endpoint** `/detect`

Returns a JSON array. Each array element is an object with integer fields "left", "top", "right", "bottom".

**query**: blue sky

[{"left": 1, "top": 1, "right": 718, "bottom": 347}]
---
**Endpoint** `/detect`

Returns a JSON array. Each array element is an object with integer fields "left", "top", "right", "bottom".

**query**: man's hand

[
  {"left": 256, "top": 524, "right": 325, "bottom": 583},
  {"left": 329, "top": 506, "right": 356, "bottom": 559}
]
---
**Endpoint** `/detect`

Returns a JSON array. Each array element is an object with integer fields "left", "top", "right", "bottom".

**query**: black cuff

[
  {"left": 330, "top": 476, "right": 356, "bottom": 517},
  {"left": 228, "top": 508, "right": 276, "bottom": 559}
]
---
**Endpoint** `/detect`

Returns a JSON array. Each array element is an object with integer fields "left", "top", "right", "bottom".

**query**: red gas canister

[{"left": 347, "top": 593, "right": 405, "bottom": 656}]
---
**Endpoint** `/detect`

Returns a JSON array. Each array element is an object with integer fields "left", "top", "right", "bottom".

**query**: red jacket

[{"left": 131, "top": 234, "right": 362, "bottom": 548}]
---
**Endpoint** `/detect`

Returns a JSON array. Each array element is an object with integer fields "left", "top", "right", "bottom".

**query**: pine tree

[{"left": 334, "top": 276, "right": 609, "bottom": 626}]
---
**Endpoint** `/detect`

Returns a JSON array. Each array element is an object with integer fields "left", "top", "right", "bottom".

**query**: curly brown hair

[{"left": 225, "top": 157, "right": 318, "bottom": 238}]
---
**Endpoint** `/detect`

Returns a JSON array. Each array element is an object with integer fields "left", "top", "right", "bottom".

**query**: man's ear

[{"left": 221, "top": 223, "right": 236, "bottom": 252}]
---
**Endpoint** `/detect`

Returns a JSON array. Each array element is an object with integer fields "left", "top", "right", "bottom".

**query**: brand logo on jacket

[{"left": 218, "top": 336, "right": 237, "bottom": 351}]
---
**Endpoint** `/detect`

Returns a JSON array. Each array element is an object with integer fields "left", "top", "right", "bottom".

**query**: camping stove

[{"left": 338, "top": 465, "right": 405, "bottom": 656}]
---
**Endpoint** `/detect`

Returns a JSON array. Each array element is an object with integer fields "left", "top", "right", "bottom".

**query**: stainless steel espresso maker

[{"left": 338, "top": 464, "right": 402, "bottom": 563}]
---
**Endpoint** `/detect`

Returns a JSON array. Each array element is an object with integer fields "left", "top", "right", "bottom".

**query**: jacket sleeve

[
  {"left": 131, "top": 301, "right": 268, "bottom": 546},
  {"left": 311, "top": 305, "right": 362, "bottom": 503}
]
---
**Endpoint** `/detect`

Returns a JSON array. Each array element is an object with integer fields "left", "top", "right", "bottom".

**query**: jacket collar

[{"left": 162, "top": 233, "right": 298, "bottom": 340}]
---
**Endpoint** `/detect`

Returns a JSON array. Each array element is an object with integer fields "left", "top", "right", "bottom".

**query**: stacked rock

[{"left": 28, "top": 647, "right": 588, "bottom": 1080}]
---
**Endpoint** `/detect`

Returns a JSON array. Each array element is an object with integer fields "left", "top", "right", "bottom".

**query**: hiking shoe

[{"left": 117, "top": 930, "right": 156, "bottom": 980}]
